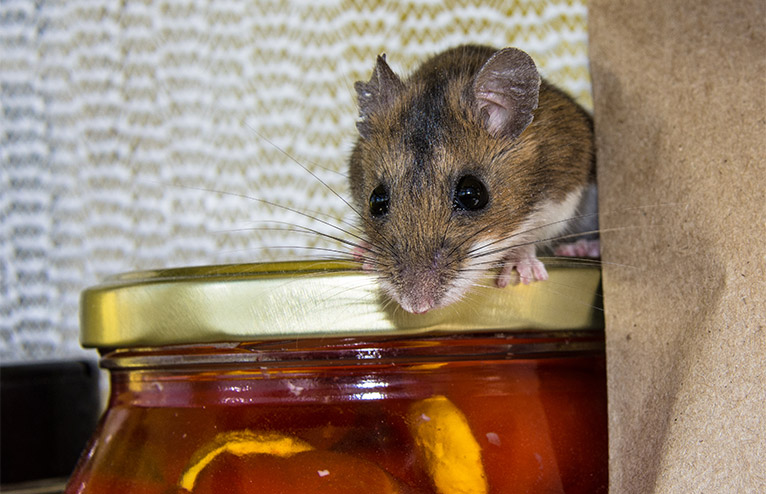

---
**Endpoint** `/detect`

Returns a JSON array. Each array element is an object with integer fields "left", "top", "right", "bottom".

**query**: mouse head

[{"left": 349, "top": 46, "right": 542, "bottom": 313}]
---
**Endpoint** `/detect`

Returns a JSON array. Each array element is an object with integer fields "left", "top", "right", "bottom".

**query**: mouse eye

[
  {"left": 453, "top": 175, "right": 488, "bottom": 211},
  {"left": 369, "top": 184, "right": 389, "bottom": 217}
]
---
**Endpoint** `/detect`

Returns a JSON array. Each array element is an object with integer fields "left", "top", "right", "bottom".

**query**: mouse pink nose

[
  {"left": 402, "top": 296, "right": 436, "bottom": 314},
  {"left": 395, "top": 263, "right": 444, "bottom": 314}
]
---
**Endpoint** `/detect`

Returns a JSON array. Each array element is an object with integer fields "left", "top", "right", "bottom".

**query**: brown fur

[{"left": 349, "top": 45, "right": 595, "bottom": 312}]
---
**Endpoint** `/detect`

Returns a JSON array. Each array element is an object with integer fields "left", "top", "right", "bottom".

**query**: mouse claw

[
  {"left": 496, "top": 248, "right": 548, "bottom": 287},
  {"left": 496, "top": 265, "right": 520, "bottom": 287}
]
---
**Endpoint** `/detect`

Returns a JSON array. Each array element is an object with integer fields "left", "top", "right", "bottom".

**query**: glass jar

[{"left": 67, "top": 261, "right": 607, "bottom": 494}]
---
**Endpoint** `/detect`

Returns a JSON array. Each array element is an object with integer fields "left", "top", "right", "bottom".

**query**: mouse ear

[
  {"left": 472, "top": 48, "right": 541, "bottom": 140},
  {"left": 354, "top": 54, "right": 404, "bottom": 139}
]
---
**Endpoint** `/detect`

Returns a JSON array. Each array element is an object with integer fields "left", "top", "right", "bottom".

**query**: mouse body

[{"left": 349, "top": 45, "right": 597, "bottom": 314}]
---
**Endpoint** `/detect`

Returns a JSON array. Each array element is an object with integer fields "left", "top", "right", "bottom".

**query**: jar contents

[{"left": 66, "top": 333, "right": 607, "bottom": 494}]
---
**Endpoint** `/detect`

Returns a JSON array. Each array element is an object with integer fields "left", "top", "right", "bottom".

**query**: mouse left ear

[
  {"left": 472, "top": 48, "right": 541, "bottom": 140},
  {"left": 354, "top": 54, "right": 405, "bottom": 139}
]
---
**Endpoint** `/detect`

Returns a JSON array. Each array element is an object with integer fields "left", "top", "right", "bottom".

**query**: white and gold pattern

[{"left": 0, "top": 0, "right": 590, "bottom": 360}]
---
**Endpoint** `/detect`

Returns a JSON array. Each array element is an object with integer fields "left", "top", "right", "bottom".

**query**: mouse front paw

[
  {"left": 352, "top": 242, "right": 375, "bottom": 271},
  {"left": 496, "top": 248, "right": 549, "bottom": 287}
]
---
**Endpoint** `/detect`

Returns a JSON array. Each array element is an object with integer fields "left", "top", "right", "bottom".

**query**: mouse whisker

[
  {"left": 463, "top": 225, "right": 647, "bottom": 275},
  {"left": 460, "top": 214, "right": 587, "bottom": 259},
  {"left": 443, "top": 215, "right": 512, "bottom": 262},
  {"left": 465, "top": 222, "right": 642, "bottom": 263},
  {"left": 244, "top": 124, "right": 390, "bottom": 242},
  {"left": 210, "top": 245, "right": 357, "bottom": 263},
  {"left": 162, "top": 182, "right": 367, "bottom": 259},
  {"left": 542, "top": 256, "right": 638, "bottom": 270},
  {"left": 361, "top": 229, "right": 401, "bottom": 266},
  {"left": 229, "top": 221, "right": 369, "bottom": 253}
]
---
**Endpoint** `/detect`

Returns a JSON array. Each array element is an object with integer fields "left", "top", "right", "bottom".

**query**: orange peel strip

[
  {"left": 408, "top": 395, "right": 488, "bottom": 494},
  {"left": 178, "top": 430, "right": 314, "bottom": 491}
]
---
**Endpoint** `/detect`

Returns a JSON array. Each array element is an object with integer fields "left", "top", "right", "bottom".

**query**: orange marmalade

[{"left": 67, "top": 261, "right": 607, "bottom": 494}]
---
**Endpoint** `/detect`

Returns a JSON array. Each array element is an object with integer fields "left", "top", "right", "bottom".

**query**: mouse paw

[
  {"left": 554, "top": 238, "right": 601, "bottom": 258},
  {"left": 352, "top": 242, "right": 375, "bottom": 271},
  {"left": 496, "top": 249, "right": 548, "bottom": 287}
]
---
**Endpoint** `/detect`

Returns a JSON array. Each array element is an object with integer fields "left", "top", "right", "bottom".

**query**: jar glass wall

[{"left": 66, "top": 331, "right": 607, "bottom": 494}]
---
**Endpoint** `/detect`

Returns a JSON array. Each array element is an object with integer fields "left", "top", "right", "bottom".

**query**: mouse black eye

[
  {"left": 369, "top": 184, "right": 389, "bottom": 217},
  {"left": 453, "top": 175, "right": 488, "bottom": 211}
]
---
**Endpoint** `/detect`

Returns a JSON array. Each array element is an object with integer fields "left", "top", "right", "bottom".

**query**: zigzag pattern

[{"left": 1, "top": 0, "right": 591, "bottom": 361}]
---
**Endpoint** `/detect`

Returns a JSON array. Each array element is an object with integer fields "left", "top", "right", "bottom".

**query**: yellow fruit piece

[
  {"left": 408, "top": 396, "right": 488, "bottom": 494},
  {"left": 178, "top": 430, "right": 314, "bottom": 491}
]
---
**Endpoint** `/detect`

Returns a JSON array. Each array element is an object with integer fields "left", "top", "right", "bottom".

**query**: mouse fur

[{"left": 349, "top": 44, "right": 596, "bottom": 314}]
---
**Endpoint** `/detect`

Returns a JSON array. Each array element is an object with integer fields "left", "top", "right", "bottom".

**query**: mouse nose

[
  {"left": 397, "top": 270, "right": 441, "bottom": 314},
  {"left": 409, "top": 299, "right": 434, "bottom": 314},
  {"left": 400, "top": 297, "right": 435, "bottom": 314},
  {"left": 393, "top": 248, "right": 449, "bottom": 314}
]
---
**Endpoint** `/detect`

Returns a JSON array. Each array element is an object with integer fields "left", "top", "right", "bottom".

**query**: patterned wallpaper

[{"left": 0, "top": 0, "right": 590, "bottom": 362}]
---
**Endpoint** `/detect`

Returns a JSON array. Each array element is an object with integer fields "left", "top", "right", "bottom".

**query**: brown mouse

[{"left": 348, "top": 45, "right": 597, "bottom": 314}]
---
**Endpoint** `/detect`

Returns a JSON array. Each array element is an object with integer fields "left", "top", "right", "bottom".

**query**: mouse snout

[
  {"left": 405, "top": 298, "right": 435, "bottom": 315},
  {"left": 393, "top": 249, "right": 453, "bottom": 314},
  {"left": 398, "top": 276, "right": 440, "bottom": 314}
]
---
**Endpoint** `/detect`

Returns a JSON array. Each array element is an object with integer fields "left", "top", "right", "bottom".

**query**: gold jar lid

[{"left": 80, "top": 260, "right": 603, "bottom": 348}]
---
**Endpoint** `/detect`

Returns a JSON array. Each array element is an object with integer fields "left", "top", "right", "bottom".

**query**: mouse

[{"left": 348, "top": 44, "right": 598, "bottom": 314}]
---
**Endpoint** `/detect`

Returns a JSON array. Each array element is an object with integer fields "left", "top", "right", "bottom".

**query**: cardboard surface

[{"left": 589, "top": 1, "right": 765, "bottom": 491}]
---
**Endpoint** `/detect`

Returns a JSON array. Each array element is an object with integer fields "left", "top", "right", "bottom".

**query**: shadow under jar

[{"left": 67, "top": 260, "right": 607, "bottom": 494}]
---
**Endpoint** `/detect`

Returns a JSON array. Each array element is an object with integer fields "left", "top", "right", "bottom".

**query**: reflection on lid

[{"left": 80, "top": 260, "right": 602, "bottom": 348}]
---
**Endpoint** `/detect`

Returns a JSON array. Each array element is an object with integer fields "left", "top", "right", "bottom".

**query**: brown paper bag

[{"left": 588, "top": 0, "right": 765, "bottom": 491}]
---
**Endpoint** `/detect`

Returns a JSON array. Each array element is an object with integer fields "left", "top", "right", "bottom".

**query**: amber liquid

[{"left": 66, "top": 334, "right": 607, "bottom": 494}]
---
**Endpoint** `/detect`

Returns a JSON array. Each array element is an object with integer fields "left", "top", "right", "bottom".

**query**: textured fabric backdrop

[{"left": 1, "top": 0, "right": 590, "bottom": 362}]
